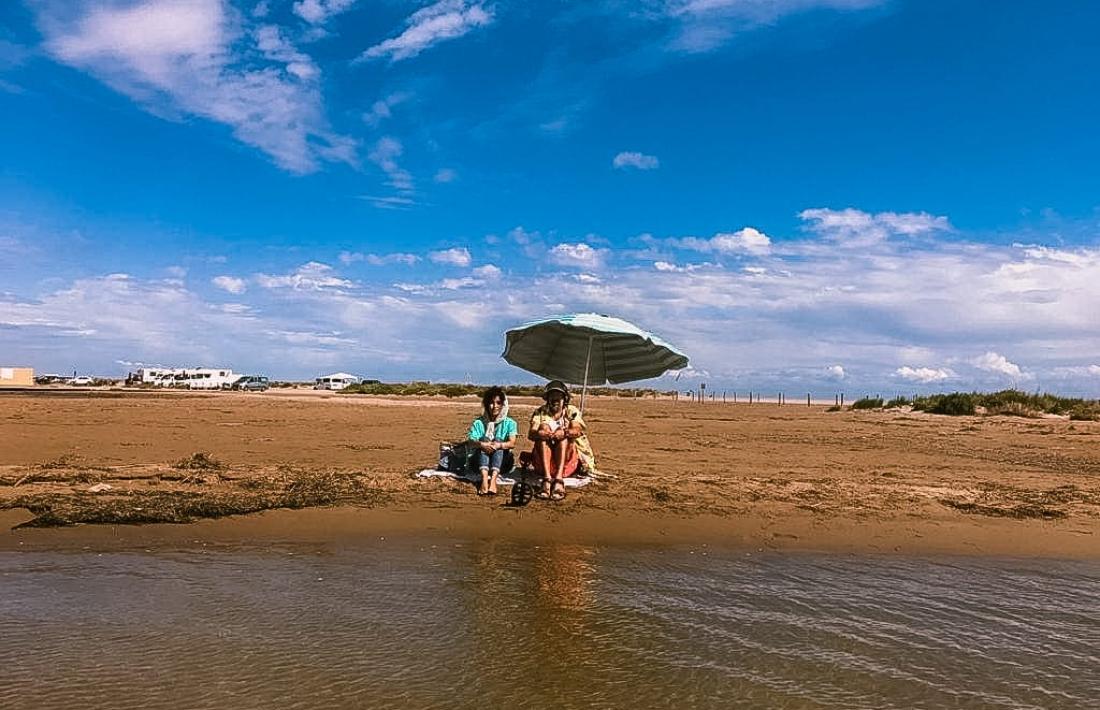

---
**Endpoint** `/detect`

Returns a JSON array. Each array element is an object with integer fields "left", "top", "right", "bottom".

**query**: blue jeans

[{"left": 478, "top": 444, "right": 505, "bottom": 472}]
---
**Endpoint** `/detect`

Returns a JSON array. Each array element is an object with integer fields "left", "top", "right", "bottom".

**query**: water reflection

[
  {"left": 1, "top": 543, "right": 1098, "bottom": 709},
  {"left": 533, "top": 544, "right": 596, "bottom": 614}
]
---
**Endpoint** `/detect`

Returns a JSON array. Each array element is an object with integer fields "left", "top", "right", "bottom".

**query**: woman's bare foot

[
  {"left": 478, "top": 469, "right": 489, "bottom": 496},
  {"left": 488, "top": 472, "right": 499, "bottom": 496}
]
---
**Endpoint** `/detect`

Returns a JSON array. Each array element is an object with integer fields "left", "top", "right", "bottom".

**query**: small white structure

[
  {"left": 136, "top": 367, "right": 238, "bottom": 390},
  {"left": 1, "top": 367, "right": 34, "bottom": 388},
  {"left": 314, "top": 372, "right": 361, "bottom": 390}
]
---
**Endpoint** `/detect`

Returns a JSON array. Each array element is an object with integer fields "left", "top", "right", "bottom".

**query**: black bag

[{"left": 438, "top": 441, "right": 471, "bottom": 473}]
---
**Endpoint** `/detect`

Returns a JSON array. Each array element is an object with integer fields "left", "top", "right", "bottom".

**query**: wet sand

[{"left": 2, "top": 389, "right": 1099, "bottom": 556}]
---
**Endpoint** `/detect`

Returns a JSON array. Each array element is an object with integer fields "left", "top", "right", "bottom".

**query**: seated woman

[
  {"left": 526, "top": 380, "right": 596, "bottom": 501},
  {"left": 467, "top": 386, "right": 517, "bottom": 496}
]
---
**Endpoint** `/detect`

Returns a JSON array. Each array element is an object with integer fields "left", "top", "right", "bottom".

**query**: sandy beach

[{"left": 2, "top": 389, "right": 1099, "bottom": 556}]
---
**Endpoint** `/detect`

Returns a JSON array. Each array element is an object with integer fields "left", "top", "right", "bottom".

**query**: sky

[{"left": 2, "top": 0, "right": 1099, "bottom": 394}]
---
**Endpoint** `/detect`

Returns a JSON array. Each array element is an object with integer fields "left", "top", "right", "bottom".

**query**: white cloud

[
  {"left": 672, "top": 227, "right": 771, "bottom": 256},
  {"left": 212, "top": 275, "right": 246, "bottom": 294},
  {"left": 711, "top": 227, "right": 771, "bottom": 256},
  {"left": 360, "top": 0, "right": 493, "bottom": 62},
  {"left": 653, "top": 260, "right": 711, "bottom": 273},
  {"left": 799, "top": 208, "right": 950, "bottom": 246},
  {"left": 473, "top": 264, "right": 501, "bottom": 279},
  {"left": 293, "top": 0, "right": 356, "bottom": 25},
  {"left": 613, "top": 151, "right": 660, "bottom": 170},
  {"left": 438, "top": 277, "right": 481, "bottom": 290},
  {"left": 549, "top": 243, "right": 606, "bottom": 269},
  {"left": 255, "top": 262, "right": 353, "bottom": 290},
  {"left": 0, "top": 273, "right": 259, "bottom": 360},
  {"left": 895, "top": 366, "right": 952, "bottom": 383},
  {"left": 37, "top": 0, "right": 355, "bottom": 174},
  {"left": 429, "top": 247, "right": 472, "bottom": 267},
  {"left": 10, "top": 201, "right": 1100, "bottom": 390},
  {"left": 667, "top": 365, "right": 710, "bottom": 380},
  {"left": 971, "top": 352, "right": 1026, "bottom": 380}
]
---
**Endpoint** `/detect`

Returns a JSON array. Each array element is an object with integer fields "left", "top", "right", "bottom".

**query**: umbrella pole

[{"left": 580, "top": 335, "right": 593, "bottom": 412}]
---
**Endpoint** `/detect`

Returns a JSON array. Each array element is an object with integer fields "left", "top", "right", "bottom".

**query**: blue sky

[{"left": 2, "top": 0, "right": 1100, "bottom": 393}]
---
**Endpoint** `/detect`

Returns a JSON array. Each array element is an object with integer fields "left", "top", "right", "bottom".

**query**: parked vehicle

[
  {"left": 231, "top": 375, "right": 269, "bottom": 392},
  {"left": 70, "top": 376, "right": 94, "bottom": 386},
  {"left": 314, "top": 372, "right": 361, "bottom": 390}
]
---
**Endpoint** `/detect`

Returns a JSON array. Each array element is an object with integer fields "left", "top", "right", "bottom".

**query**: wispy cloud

[
  {"left": 659, "top": 0, "right": 886, "bottom": 53},
  {"left": 359, "top": 0, "right": 494, "bottom": 62},
  {"left": 365, "top": 136, "right": 415, "bottom": 207},
  {"left": 359, "top": 195, "right": 416, "bottom": 210},
  {"left": 433, "top": 167, "right": 458, "bottom": 183},
  {"left": 340, "top": 251, "right": 420, "bottom": 266},
  {"left": 799, "top": 208, "right": 950, "bottom": 246},
  {"left": 363, "top": 91, "right": 412, "bottom": 127},
  {"left": 255, "top": 262, "right": 354, "bottom": 290},
  {"left": 613, "top": 151, "right": 660, "bottom": 170},
  {"left": 35, "top": 0, "right": 354, "bottom": 174},
  {"left": 292, "top": 0, "right": 356, "bottom": 26}
]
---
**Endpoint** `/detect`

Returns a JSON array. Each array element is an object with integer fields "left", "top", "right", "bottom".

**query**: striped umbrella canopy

[{"left": 502, "top": 313, "right": 689, "bottom": 405}]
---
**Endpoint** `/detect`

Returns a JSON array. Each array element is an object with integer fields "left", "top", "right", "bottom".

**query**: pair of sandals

[{"left": 536, "top": 478, "right": 566, "bottom": 501}]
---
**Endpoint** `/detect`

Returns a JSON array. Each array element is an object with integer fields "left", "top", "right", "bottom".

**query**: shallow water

[{"left": 2, "top": 540, "right": 1098, "bottom": 709}]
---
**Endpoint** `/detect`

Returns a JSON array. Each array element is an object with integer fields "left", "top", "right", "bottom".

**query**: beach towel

[{"left": 415, "top": 469, "right": 591, "bottom": 489}]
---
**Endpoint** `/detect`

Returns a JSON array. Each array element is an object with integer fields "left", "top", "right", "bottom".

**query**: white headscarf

[{"left": 482, "top": 393, "right": 509, "bottom": 440}]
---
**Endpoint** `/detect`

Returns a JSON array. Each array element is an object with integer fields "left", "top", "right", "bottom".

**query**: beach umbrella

[{"left": 502, "top": 313, "right": 689, "bottom": 409}]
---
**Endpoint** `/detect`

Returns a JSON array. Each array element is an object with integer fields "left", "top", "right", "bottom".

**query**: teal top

[{"left": 468, "top": 417, "right": 517, "bottom": 442}]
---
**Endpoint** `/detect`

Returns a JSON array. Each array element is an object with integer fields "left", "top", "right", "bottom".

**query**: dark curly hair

[{"left": 481, "top": 386, "right": 507, "bottom": 415}]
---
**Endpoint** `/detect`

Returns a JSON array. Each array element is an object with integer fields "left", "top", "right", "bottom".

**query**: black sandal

[
  {"left": 550, "top": 479, "right": 566, "bottom": 501},
  {"left": 535, "top": 478, "right": 552, "bottom": 500}
]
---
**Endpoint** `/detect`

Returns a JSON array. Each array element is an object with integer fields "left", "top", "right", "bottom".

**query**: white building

[
  {"left": 136, "top": 367, "right": 238, "bottom": 390},
  {"left": 314, "top": 372, "right": 361, "bottom": 390}
]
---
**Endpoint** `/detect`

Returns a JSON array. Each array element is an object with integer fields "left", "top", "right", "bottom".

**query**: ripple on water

[{"left": 1, "top": 545, "right": 1098, "bottom": 709}]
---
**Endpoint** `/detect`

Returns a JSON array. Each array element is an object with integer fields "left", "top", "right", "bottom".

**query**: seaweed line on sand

[{"left": 4, "top": 469, "right": 390, "bottom": 528}]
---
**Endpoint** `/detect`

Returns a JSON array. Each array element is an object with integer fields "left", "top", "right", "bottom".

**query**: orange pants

[{"left": 530, "top": 439, "right": 580, "bottom": 478}]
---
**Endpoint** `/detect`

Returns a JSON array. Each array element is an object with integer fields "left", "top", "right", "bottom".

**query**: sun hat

[{"left": 542, "top": 380, "right": 570, "bottom": 400}]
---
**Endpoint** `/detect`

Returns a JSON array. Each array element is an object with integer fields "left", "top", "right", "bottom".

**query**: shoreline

[
  {"left": 3, "top": 505, "right": 1099, "bottom": 559},
  {"left": 3, "top": 391, "right": 1099, "bottom": 558}
]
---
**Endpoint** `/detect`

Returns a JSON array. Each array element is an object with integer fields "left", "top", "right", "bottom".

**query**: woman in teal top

[{"left": 468, "top": 386, "right": 517, "bottom": 496}]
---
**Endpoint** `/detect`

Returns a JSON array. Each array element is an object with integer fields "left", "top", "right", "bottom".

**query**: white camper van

[{"left": 314, "top": 372, "right": 361, "bottom": 391}]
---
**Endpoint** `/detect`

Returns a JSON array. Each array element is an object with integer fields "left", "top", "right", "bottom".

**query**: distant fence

[{"left": 677, "top": 389, "right": 845, "bottom": 406}]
